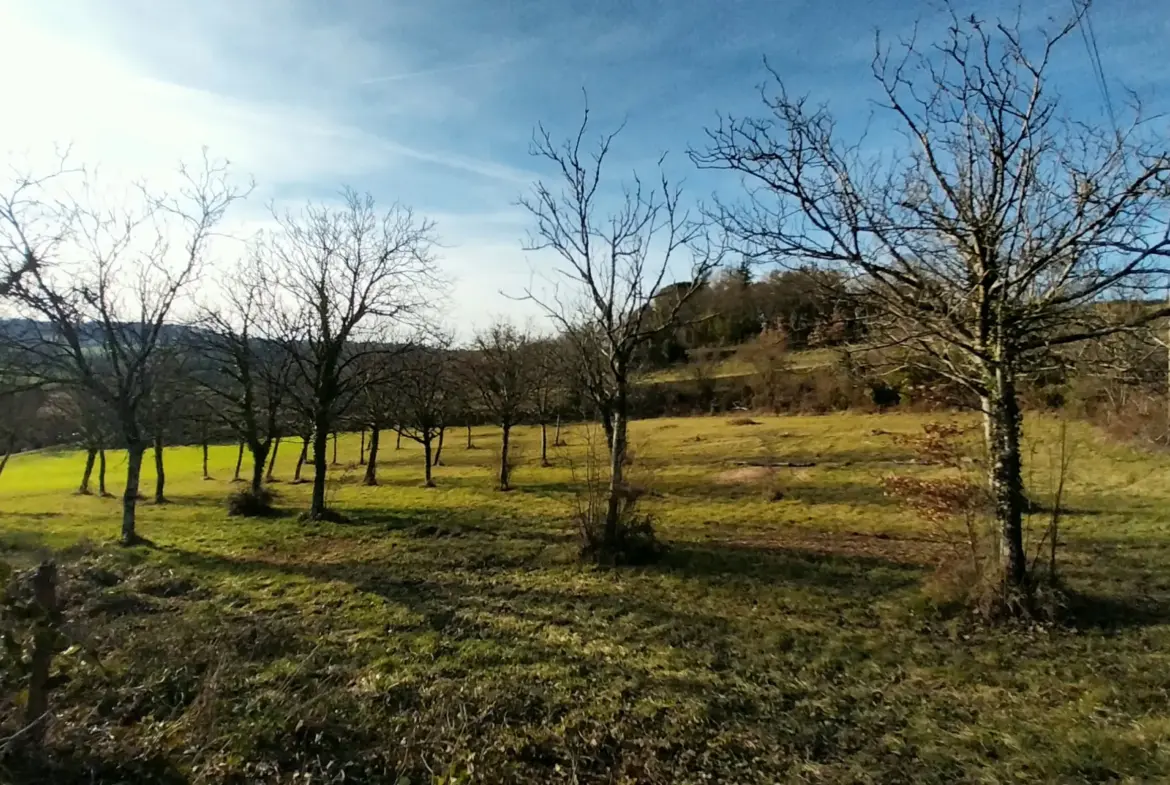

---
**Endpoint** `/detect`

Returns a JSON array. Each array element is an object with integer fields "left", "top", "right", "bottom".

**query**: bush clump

[
  {"left": 226, "top": 488, "right": 277, "bottom": 517},
  {"left": 579, "top": 512, "right": 664, "bottom": 567}
]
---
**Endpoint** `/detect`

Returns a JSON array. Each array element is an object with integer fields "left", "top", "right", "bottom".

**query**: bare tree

[
  {"left": 692, "top": 3, "right": 1170, "bottom": 601},
  {"left": 66, "top": 389, "right": 116, "bottom": 495},
  {"left": 194, "top": 253, "right": 296, "bottom": 498},
  {"left": 0, "top": 155, "right": 247, "bottom": 543},
  {"left": 519, "top": 102, "right": 720, "bottom": 551},
  {"left": 0, "top": 155, "right": 74, "bottom": 298},
  {"left": 397, "top": 341, "right": 455, "bottom": 488},
  {"left": 0, "top": 389, "right": 46, "bottom": 482},
  {"left": 352, "top": 353, "right": 402, "bottom": 487},
  {"left": 466, "top": 321, "right": 536, "bottom": 490},
  {"left": 144, "top": 342, "right": 191, "bottom": 504},
  {"left": 530, "top": 337, "right": 569, "bottom": 466},
  {"left": 736, "top": 328, "right": 793, "bottom": 413},
  {"left": 269, "top": 189, "right": 440, "bottom": 520}
]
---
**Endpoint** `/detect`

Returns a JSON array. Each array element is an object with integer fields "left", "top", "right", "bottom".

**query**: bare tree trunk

[
  {"left": 293, "top": 436, "right": 310, "bottom": 482},
  {"left": 554, "top": 414, "right": 563, "bottom": 446},
  {"left": 250, "top": 440, "right": 269, "bottom": 494},
  {"left": 233, "top": 441, "right": 244, "bottom": 482},
  {"left": 540, "top": 421, "right": 550, "bottom": 467},
  {"left": 985, "top": 368, "right": 1027, "bottom": 594},
  {"left": 466, "top": 423, "right": 473, "bottom": 449},
  {"left": 308, "top": 415, "right": 330, "bottom": 518},
  {"left": 603, "top": 390, "right": 628, "bottom": 545},
  {"left": 266, "top": 434, "right": 281, "bottom": 481},
  {"left": 79, "top": 447, "right": 97, "bottom": 494},
  {"left": 98, "top": 448, "right": 108, "bottom": 496},
  {"left": 423, "top": 435, "right": 435, "bottom": 487},
  {"left": 363, "top": 427, "right": 380, "bottom": 486},
  {"left": 499, "top": 422, "right": 512, "bottom": 491},
  {"left": 23, "top": 561, "right": 57, "bottom": 751},
  {"left": 153, "top": 433, "right": 167, "bottom": 504},
  {"left": 332, "top": 431, "right": 338, "bottom": 465},
  {"left": 433, "top": 426, "right": 446, "bottom": 466},
  {"left": 122, "top": 441, "right": 145, "bottom": 545},
  {"left": 396, "top": 427, "right": 402, "bottom": 450},
  {"left": 360, "top": 429, "right": 366, "bottom": 465},
  {"left": 201, "top": 433, "right": 210, "bottom": 480},
  {"left": 0, "top": 437, "right": 13, "bottom": 480},
  {"left": 601, "top": 403, "right": 615, "bottom": 451}
]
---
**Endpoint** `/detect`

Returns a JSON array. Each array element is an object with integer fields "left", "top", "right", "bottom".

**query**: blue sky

[{"left": 2, "top": 0, "right": 1168, "bottom": 331}]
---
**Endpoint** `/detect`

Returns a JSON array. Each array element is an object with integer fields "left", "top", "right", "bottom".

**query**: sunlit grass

[{"left": 2, "top": 412, "right": 1169, "bottom": 782}]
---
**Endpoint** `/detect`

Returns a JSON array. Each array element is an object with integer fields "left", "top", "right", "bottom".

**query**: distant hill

[{"left": 0, "top": 319, "right": 206, "bottom": 348}]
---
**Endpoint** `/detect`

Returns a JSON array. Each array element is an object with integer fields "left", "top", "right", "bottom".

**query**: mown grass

[{"left": 1, "top": 413, "right": 1169, "bottom": 783}]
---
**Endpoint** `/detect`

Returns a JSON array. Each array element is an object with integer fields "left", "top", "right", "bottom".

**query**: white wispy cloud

[{"left": 0, "top": 0, "right": 550, "bottom": 331}]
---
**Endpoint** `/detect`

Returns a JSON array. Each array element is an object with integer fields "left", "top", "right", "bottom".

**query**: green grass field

[{"left": 2, "top": 413, "right": 1169, "bottom": 783}]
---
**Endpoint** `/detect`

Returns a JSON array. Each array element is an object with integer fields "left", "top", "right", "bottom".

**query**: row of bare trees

[
  {"left": 0, "top": 162, "right": 457, "bottom": 538},
  {"left": 3, "top": 0, "right": 1163, "bottom": 610},
  {"left": 0, "top": 95, "right": 719, "bottom": 565}
]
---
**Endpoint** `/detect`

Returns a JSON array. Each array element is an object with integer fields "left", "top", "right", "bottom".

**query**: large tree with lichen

[{"left": 693, "top": 2, "right": 1170, "bottom": 604}]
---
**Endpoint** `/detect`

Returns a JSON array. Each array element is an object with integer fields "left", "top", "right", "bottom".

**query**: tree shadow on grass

[
  {"left": 1062, "top": 590, "right": 1170, "bottom": 630},
  {"left": 159, "top": 545, "right": 750, "bottom": 661},
  {"left": 163, "top": 525, "right": 923, "bottom": 606},
  {"left": 655, "top": 541, "right": 924, "bottom": 596},
  {"left": 1, "top": 750, "right": 188, "bottom": 785},
  {"left": 515, "top": 478, "right": 904, "bottom": 509}
]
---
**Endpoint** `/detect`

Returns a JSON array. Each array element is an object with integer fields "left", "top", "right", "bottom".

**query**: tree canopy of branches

[
  {"left": 194, "top": 253, "right": 296, "bottom": 497},
  {"left": 520, "top": 102, "right": 722, "bottom": 553},
  {"left": 529, "top": 337, "right": 570, "bottom": 467},
  {"left": 269, "top": 189, "right": 440, "bottom": 520},
  {"left": 466, "top": 321, "right": 537, "bottom": 491},
  {"left": 692, "top": 2, "right": 1170, "bottom": 603},
  {"left": 0, "top": 155, "right": 247, "bottom": 544},
  {"left": 396, "top": 341, "right": 456, "bottom": 487},
  {"left": 352, "top": 353, "right": 401, "bottom": 487}
]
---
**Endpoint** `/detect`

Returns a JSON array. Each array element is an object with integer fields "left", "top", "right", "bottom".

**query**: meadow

[{"left": 2, "top": 412, "right": 1169, "bottom": 783}]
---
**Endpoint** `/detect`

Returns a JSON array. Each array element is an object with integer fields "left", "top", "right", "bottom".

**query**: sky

[{"left": 2, "top": 0, "right": 1168, "bottom": 335}]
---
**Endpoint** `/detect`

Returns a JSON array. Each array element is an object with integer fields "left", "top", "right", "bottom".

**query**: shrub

[
  {"left": 883, "top": 422, "right": 1073, "bottom": 620},
  {"left": 226, "top": 488, "right": 277, "bottom": 518},
  {"left": 869, "top": 380, "right": 902, "bottom": 410},
  {"left": 578, "top": 508, "right": 664, "bottom": 567},
  {"left": 569, "top": 430, "right": 665, "bottom": 567}
]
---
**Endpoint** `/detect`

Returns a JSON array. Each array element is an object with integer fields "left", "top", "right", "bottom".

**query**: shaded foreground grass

[{"left": 1, "top": 413, "right": 1169, "bottom": 783}]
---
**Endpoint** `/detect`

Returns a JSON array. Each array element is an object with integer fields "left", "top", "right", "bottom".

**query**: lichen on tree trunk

[
  {"left": 604, "top": 393, "right": 629, "bottom": 545},
  {"left": 983, "top": 366, "right": 1027, "bottom": 594},
  {"left": 308, "top": 414, "right": 330, "bottom": 518}
]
